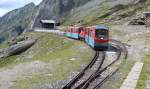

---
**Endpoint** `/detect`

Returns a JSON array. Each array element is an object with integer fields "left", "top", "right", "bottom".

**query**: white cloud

[{"left": 0, "top": 0, "right": 42, "bottom": 17}]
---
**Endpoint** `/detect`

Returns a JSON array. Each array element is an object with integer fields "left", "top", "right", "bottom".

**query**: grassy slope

[
  {"left": 63, "top": 1, "right": 150, "bottom": 26},
  {"left": 0, "top": 32, "right": 94, "bottom": 89},
  {"left": 136, "top": 55, "right": 150, "bottom": 89},
  {"left": 136, "top": 33, "right": 150, "bottom": 89},
  {"left": 0, "top": 1, "right": 149, "bottom": 89},
  {"left": 99, "top": 26, "right": 135, "bottom": 89},
  {"left": 99, "top": 59, "right": 134, "bottom": 89}
]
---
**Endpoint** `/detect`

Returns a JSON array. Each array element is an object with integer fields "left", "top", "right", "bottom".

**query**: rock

[
  {"left": 0, "top": 39, "right": 37, "bottom": 58},
  {"left": 69, "top": 58, "right": 76, "bottom": 61},
  {"left": 129, "top": 18, "right": 145, "bottom": 25}
]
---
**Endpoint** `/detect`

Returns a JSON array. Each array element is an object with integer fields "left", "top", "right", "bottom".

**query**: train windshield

[{"left": 96, "top": 29, "right": 108, "bottom": 39}]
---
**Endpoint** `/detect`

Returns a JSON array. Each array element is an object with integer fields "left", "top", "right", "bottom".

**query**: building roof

[
  {"left": 96, "top": 25, "right": 109, "bottom": 30},
  {"left": 40, "top": 20, "right": 56, "bottom": 23}
]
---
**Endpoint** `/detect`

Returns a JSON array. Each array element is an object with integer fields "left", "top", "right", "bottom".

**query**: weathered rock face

[
  {"left": 0, "top": 3, "right": 36, "bottom": 41},
  {"left": 0, "top": 0, "right": 147, "bottom": 42},
  {"left": 31, "top": 0, "right": 92, "bottom": 28},
  {"left": 0, "top": 3, "right": 35, "bottom": 32},
  {"left": 0, "top": 0, "right": 93, "bottom": 41},
  {"left": 129, "top": 18, "right": 145, "bottom": 25}
]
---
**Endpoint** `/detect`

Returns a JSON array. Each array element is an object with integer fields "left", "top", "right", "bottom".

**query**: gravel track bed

[{"left": 71, "top": 52, "right": 105, "bottom": 89}]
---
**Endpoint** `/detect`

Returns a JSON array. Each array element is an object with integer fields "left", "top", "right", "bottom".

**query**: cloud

[{"left": 0, "top": 0, "right": 42, "bottom": 17}]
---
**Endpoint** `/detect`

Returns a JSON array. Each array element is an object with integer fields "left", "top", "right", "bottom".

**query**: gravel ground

[
  {"left": 0, "top": 61, "right": 55, "bottom": 89},
  {"left": 111, "top": 25, "right": 150, "bottom": 62},
  {"left": 98, "top": 25, "right": 150, "bottom": 89}
]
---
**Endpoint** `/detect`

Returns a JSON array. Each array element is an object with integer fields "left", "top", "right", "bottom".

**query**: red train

[{"left": 64, "top": 25, "right": 109, "bottom": 50}]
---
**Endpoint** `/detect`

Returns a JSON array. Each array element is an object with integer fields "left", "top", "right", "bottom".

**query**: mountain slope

[
  {"left": 63, "top": 0, "right": 147, "bottom": 25},
  {"left": 0, "top": 0, "right": 150, "bottom": 89},
  {"left": 31, "top": 0, "right": 93, "bottom": 28},
  {"left": 0, "top": 0, "right": 93, "bottom": 42},
  {"left": 0, "top": 3, "right": 35, "bottom": 32},
  {"left": 0, "top": 3, "right": 36, "bottom": 41}
]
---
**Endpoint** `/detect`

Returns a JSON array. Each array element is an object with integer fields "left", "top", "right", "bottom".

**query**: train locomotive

[{"left": 64, "top": 25, "right": 109, "bottom": 50}]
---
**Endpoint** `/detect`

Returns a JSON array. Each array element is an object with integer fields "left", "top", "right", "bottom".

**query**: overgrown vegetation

[{"left": 136, "top": 55, "right": 150, "bottom": 89}]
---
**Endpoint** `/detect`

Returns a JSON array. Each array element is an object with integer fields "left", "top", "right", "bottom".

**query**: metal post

[
  {"left": 145, "top": 16, "right": 148, "bottom": 28},
  {"left": 54, "top": 23, "right": 56, "bottom": 30}
]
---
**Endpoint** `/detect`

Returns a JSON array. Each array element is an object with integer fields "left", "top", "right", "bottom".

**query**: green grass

[
  {"left": 0, "top": 32, "right": 94, "bottom": 89},
  {"left": 0, "top": 56, "right": 18, "bottom": 68},
  {"left": 0, "top": 42, "right": 8, "bottom": 49},
  {"left": 0, "top": 32, "right": 73, "bottom": 67},
  {"left": 116, "top": 60, "right": 134, "bottom": 88},
  {"left": 100, "top": 59, "right": 134, "bottom": 89},
  {"left": 136, "top": 55, "right": 150, "bottom": 89}
]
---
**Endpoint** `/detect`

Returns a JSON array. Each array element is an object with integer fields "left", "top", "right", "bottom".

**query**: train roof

[{"left": 95, "top": 25, "right": 109, "bottom": 30}]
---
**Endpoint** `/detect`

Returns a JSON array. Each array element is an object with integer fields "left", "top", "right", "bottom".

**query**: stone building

[
  {"left": 143, "top": 12, "right": 150, "bottom": 27},
  {"left": 40, "top": 20, "right": 56, "bottom": 30}
]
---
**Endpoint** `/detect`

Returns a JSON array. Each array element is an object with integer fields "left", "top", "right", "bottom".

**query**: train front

[{"left": 94, "top": 26, "right": 109, "bottom": 51}]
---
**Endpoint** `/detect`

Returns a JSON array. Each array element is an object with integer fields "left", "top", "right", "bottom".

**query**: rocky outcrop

[
  {"left": 0, "top": 0, "right": 92, "bottom": 41},
  {"left": 129, "top": 18, "right": 145, "bottom": 25},
  {"left": 0, "top": 0, "right": 148, "bottom": 42},
  {"left": 0, "top": 3, "right": 36, "bottom": 41},
  {"left": 0, "top": 39, "right": 37, "bottom": 58},
  {"left": 0, "top": 3, "right": 35, "bottom": 32},
  {"left": 31, "top": 0, "right": 92, "bottom": 28}
]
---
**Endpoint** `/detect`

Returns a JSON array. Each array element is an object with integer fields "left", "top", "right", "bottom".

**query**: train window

[{"left": 96, "top": 29, "right": 108, "bottom": 39}]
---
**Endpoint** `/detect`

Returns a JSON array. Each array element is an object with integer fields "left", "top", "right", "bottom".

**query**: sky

[{"left": 0, "top": 0, "right": 42, "bottom": 17}]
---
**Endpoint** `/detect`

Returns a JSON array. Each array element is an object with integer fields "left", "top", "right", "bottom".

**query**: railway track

[
  {"left": 111, "top": 39, "right": 128, "bottom": 59},
  {"left": 62, "top": 51, "right": 105, "bottom": 89},
  {"left": 62, "top": 43, "right": 125, "bottom": 89},
  {"left": 34, "top": 29, "right": 128, "bottom": 89},
  {"left": 78, "top": 45, "right": 121, "bottom": 89}
]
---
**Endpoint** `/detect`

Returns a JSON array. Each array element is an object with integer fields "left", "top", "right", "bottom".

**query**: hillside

[
  {"left": 0, "top": 3, "right": 36, "bottom": 41},
  {"left": 0, "top": 0, "right": 150, "bottom": 89},
  {"left": 63, "top": 0, "right": 148, "bottom": 25},
  {"left": 0, "top": 32, "right": 94, "bottom": 89},
  {"left": 0, "top": 0, "right": 93, "bottom": 42},
  {"left": 30, "top": 0, "right": 93, "bottom": 28},
  {"left": 0, "top": 0, "right": 148, "bottom": 42}
]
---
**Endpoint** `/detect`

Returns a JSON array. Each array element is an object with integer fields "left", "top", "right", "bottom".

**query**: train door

[
  {"left": 87, "top": 28, "right": 90, "bottom": 44},
  {"left": 85, "top": 27, "right": 89, "bottom": 44},
  {"left": 89, "top": 28, "right": 94, "bottom": 47},
  {"left": 78, "top": 28, "right": 81, "bottom": 39},
  {"left": 71, "top": 27, "right": 73, "bottom": 37}
]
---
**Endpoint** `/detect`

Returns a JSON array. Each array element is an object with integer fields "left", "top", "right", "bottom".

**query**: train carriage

[
  {"left": 65, "top": 26, "right": 81, "bottom": 39},
  {"left": 65, "top": 25, "right": 109, "bottom": 50},
  {"left": 85, "top": 25, "right": 109, "bottom": 50}
]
